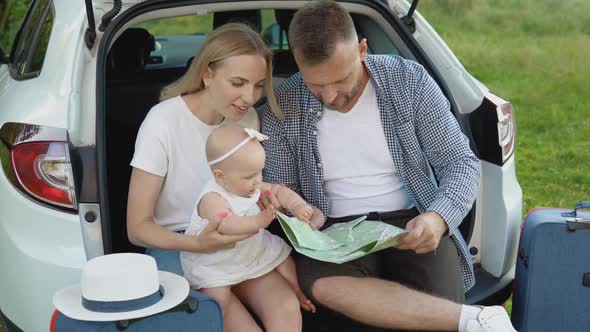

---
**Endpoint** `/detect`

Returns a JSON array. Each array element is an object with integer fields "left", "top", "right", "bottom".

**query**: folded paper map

[{"left": 276, "top": 211, "right": 408, "bottom": 264}]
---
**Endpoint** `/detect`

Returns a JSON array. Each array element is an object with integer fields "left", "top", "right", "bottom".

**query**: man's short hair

[{"left": 288, "top": 0, "right": 357, "bottom": 65}]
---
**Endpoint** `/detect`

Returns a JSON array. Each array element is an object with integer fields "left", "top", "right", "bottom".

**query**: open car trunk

[{"left": 98, "top": 5, "right": 503, "bottom": 329}]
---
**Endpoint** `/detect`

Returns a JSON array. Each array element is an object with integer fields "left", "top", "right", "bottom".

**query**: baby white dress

[{"left": 180, "top": 180, "right": 292, "bottom": 288}]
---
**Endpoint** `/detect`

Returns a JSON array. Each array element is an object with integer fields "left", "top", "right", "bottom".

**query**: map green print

[{"left": 276, "top": 211, "right": 408, "bottom": 264}]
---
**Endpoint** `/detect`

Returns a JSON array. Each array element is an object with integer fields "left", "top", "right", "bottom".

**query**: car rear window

[{"left": 132, "top": 10, "right": 286, "bottom": 70}]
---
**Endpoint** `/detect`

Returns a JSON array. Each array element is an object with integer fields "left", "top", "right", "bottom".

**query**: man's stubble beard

[{"left": 322, "top": 72, "right": 363, "bottom": 111}]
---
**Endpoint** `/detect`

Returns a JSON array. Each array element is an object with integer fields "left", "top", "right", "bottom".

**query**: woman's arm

[
  {"left": 127, "top": 168, "right": 251, "bottom": 252},
  {"left": 199, "top": 192, "right": 276, "bottom": 235}
]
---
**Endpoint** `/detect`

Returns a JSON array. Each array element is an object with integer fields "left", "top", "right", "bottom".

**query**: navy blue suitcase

[
  {"left": 51, "top": 289, "right": 223, "bottom": 332},
  {"left": 511, "top": 202, "right": 590, "bottom": 332}
]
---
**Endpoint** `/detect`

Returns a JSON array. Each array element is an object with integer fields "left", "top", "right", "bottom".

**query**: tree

[
  {"left": 0, "top": 0, "right": 32, "bottom": 50},
  {"left": 0, "top": 1, "right": 13, "bottom": 33}
]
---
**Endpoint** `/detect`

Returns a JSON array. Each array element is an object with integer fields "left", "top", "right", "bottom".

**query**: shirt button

[
  {"left": 317, "top": 111, "right": 322, "bottom": 116},
  {"left": 313, "top": 130, "right": 318, "bottom": 135},
  {"left": 317, "top": 163, "right": 322, "bottom": 168}
]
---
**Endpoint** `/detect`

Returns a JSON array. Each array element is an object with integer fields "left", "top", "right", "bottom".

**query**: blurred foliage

[
  {"left": 0, "top": 0, "right": 32, "bottom": 52},
  {"left": 421, "top": 0, "right": 590, "bottom": 36},
  {"left": 420, "top": 0, "right": 590, "bottom": 215},
  {"left": 135, "top": 14, "right": 214, "bottom": 35},
  {"left": 134, "top": 9, "right": 277, "bottom": 35}
]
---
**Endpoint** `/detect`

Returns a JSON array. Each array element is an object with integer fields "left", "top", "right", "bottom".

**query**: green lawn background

[
  {"left": 420, "top": 0, "right": 590, "bottom": 215},
  {"left": 419, "top": 0, "right": 590, "bottom": 316},
  {"left": 1, "top": 0, "right": 589, "bottom": 330}
]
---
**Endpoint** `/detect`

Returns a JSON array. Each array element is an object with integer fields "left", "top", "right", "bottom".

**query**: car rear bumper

[
  {"left": 476, "top": 158, "right": 522, "bottom": 277},
  {"left": 466, "top": 264, "right": 515, "bottom": 305}
]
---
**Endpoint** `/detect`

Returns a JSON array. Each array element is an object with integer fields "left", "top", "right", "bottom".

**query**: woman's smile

[{"left": 232, "top": 104, "right": 249, "bottom": 113}]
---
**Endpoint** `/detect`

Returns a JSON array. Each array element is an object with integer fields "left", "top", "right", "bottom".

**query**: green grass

[
  {"left": 419, "top": 0, "right": 590, "bottom": 315},
  {"left": 133, "top": 9, "right": 277, "bottom": 36},
  {"left": 419, "top": 0, "right": 590, "bottom": 213},
  {"left": 0, "top": 0, "right": 31, "bottom": 52},
  {"left": 135, "top": 14, "right": 214, "bottom": 35}
]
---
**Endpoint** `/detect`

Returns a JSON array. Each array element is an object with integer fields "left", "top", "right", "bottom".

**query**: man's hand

[
  {"left": 395, "top": 211, "right": 448, "bottom": 254},
  {"left": 309, "top": 208, "right": 325, "bottom": 230}
]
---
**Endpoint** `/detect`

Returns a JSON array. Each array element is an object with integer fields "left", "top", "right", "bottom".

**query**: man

[{"left": 259, "top": 1, "right": 516, "bottom": 331}]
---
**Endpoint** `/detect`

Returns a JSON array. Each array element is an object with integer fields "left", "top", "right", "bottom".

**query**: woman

[{"left": 126, "top": 23, "right": 281, "bottom": 275}]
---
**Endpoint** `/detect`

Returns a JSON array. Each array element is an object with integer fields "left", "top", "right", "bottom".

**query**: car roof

[{"left": 91, "top": 0, "right": 388, "bottom": 5}]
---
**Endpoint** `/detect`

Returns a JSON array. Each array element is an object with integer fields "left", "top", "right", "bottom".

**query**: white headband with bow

[{"left": 208, "top": 128, "right": 269, "bottom": 166}]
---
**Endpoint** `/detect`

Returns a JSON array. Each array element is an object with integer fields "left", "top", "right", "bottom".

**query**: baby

[{"left": 180, "top": 124, "right": 324, "bottom": 331}]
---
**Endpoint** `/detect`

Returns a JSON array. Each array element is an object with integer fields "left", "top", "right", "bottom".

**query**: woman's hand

[
  {"left": 256, "top": 203, "right": 277, "bottom": 229},
  {"left": 257, "top": 189, "right": 283, "bottom": 211}
]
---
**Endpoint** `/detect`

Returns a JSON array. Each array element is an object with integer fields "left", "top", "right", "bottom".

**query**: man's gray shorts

[{"left": 296, "top": 207, "right": 465, "bottom": 304}]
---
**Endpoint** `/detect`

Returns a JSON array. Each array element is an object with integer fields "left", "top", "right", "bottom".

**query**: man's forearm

[{"left": 428, "top": 153, "right": 480, "bottom": 234}]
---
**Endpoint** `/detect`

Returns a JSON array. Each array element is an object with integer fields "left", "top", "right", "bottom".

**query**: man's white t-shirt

[
  {"left": 130, "top": 96, "right": 258, "bottom": 231},
  {"left": 317, "top": 80, "right": 413, "bottom": 218}
]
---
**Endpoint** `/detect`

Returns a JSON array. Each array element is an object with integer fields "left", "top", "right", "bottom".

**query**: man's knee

[{"left": 310, "top": 276, "right": 349, "bottom": 305}]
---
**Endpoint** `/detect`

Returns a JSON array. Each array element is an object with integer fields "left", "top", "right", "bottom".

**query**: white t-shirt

[
  {"left": 130, "top": 96, "right": 259, "bottom": 231},
  {"left": 318, "top": 80, "right": 413, "bottom": 218}
]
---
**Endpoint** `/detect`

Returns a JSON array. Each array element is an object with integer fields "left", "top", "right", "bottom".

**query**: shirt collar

[{"left": 363, "top": 55, "right": 386, "bottom": 98}]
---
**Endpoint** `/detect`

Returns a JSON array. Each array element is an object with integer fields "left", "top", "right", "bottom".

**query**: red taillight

[
  {"left": 487, "top": 94, "right": 516, "bottom": 163},
  {"left": 10, "top": 141, "right": 77, "bottom": 209}
]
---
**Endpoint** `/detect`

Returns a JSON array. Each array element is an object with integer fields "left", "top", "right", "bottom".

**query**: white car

[{"left": 0, "top": 0, "right": 522, "bottom": 331}]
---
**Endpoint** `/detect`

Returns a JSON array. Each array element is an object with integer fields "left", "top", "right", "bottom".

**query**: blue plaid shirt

[{"left": 259, "top": 54, "right": 480, "bottom": 290}]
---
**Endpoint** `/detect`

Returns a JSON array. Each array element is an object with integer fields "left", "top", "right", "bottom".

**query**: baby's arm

[
  {"left": 198, "top": 192, "right": 275, "bottom": 236},
  {"left": 260, "top": 183, "right": 314, "bottom": 222}
]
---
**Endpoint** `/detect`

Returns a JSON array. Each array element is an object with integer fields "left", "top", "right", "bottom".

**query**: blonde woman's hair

[{"left": 160, "top": 22, "right": 281, "bottom": 118}]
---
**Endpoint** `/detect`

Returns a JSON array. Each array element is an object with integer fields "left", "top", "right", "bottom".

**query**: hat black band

[{"left": 81, "top": 286, "right": 165, "bottom": 313}]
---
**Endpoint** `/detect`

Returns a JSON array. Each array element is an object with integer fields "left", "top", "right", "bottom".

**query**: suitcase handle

[
  {"left": 566, "top": 218, "right": 590, "bottom": 231},
  {"left": 560, "top": 201, "right": 590, "bottom": 218}
]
